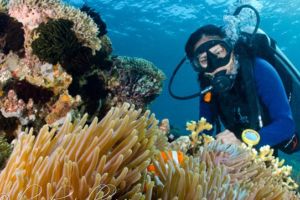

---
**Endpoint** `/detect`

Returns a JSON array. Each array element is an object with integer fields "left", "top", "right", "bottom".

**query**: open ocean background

[{"left": 64, "top": 0, "right": 300, "bottom": 181}]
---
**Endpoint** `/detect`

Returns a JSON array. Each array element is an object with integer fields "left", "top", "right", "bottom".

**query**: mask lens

[
  {"left": 208, "top": 44, "right": 228, "bottom": 59},
  {"left": 192, "top": 40, "right": 231, "bottom": 72}
]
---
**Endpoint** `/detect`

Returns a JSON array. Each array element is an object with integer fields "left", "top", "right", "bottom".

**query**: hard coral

[
  {"left": 8, "top": 0, "right": 59, "bottom": 30},
  {"left": 81, "top": 5, "right": 107, "bottom": 37},
  {"left": 106, "top": 56, "right": 165, "bottom": 109},
  {"left": 31, "top": 19, "right": 81, "bottom": 65},
  {"left": 8, "top": 0, "right": 101, "bottom": 53},
  {"left": 54, "top": 2, "right": 101, "bottom": 53}
]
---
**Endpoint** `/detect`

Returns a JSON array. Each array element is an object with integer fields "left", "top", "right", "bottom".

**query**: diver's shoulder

[
  {"left": 254, "top": 57, "right": 276, "bottom": 71},
  {"left": 254, "top": 57, "right": 272, "bottom": 67},
  {"left": 253, "top": 56, "right": 280, "bottom": 78}
]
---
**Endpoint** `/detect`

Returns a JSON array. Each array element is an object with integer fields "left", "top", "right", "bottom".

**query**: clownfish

[{"left": 147, "top": 151, "right": 185, "bottom": 175}]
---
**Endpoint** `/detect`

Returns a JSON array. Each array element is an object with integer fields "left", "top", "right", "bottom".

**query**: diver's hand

[{"left": 216, "top": 129, "right": 242, "bottom": 145}]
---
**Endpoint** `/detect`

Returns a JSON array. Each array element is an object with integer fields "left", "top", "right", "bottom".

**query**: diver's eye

[
  {"left": 210, "top": 45, "right": 227, "bottom": 58},
  {"left": 216, "top": 50, "right": 222, "bottom": 55},
  {"left": 198, "top": 53, "right": 208, "bottom": 67},
  {"left": 215, "top": 48, "right": 226, "bottom": 58}
]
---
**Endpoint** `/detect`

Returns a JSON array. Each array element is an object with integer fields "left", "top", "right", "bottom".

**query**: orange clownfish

[{"left": 147, "top": 151, "right": 185, "bottom": 174}]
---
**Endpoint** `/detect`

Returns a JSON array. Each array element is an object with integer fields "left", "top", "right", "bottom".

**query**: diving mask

[
  {"left": 192, "top": 40, "right": 235, "bottom": 93},
  {"left": 192, "top": 39, "right": 232, "bottom": 73}
]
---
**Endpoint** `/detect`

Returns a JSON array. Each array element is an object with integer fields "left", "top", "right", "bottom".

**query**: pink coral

[
  {"left": 8, "top": 4, "right": 55, "bottom": 68},
  {"left": 8, "top": 5, "right": 54, "bottom": 31}
]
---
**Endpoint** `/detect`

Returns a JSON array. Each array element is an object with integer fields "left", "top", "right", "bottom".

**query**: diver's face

[{"left": 193, "top": 35, "right": 234, "bottom": 77}]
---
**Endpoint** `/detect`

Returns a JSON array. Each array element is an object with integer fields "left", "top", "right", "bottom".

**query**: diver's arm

[{"left": 254, "top": 57, "right": 295, "bottom": 148}]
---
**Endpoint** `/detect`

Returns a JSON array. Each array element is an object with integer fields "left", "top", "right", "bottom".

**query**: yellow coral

[{"left": 186, "top": 117, "right": 213, "bottom": 143}]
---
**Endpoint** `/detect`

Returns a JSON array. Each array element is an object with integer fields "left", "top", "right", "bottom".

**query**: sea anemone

[
  {"left": 0, "top": 103, "right": 157, "bottom": 199},
  {"left": 0, "top": 103, "right": 299, "bottom": 199},
  {"left": 146, "top": 152, "right": 249, "bottom": 199}
]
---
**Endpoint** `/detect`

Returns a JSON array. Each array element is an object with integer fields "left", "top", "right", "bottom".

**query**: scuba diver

[{"left": 168, "top": 5, "right": 300, "bottom": 154}]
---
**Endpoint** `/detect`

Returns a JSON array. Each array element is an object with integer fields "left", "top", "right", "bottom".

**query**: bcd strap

[{"left": 236, "top": 52, "right": 262, "bottom": 130}]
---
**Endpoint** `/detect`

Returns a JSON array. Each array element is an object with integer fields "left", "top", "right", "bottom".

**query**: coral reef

[
  {"left": 0, "top": 52, "right": 74, "bottom": 136},
  {"left": 0, "top": 89, "right": 35, "bottom": 125},
  {"left": 0, "top": 1, "right": 298, "bottom": 198},
  {"left": 105, "top": 56, "right": 165, "bottom": 110},
  {"left": 98, "top": 35, "right": 113, "bottom": 61},
  {"left": 0, "top": 0, "right": 164, "bottom": 140},
  {"left": 0, "top": 0, "right": 104, "bottom": 137},
  {"left": 45, "top": 92, "right": 81, "bottom": 124}
]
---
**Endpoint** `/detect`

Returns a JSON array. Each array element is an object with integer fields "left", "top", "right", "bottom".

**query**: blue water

[{"left": 65, "top": 0, "right": 300, "bottom": 179}]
